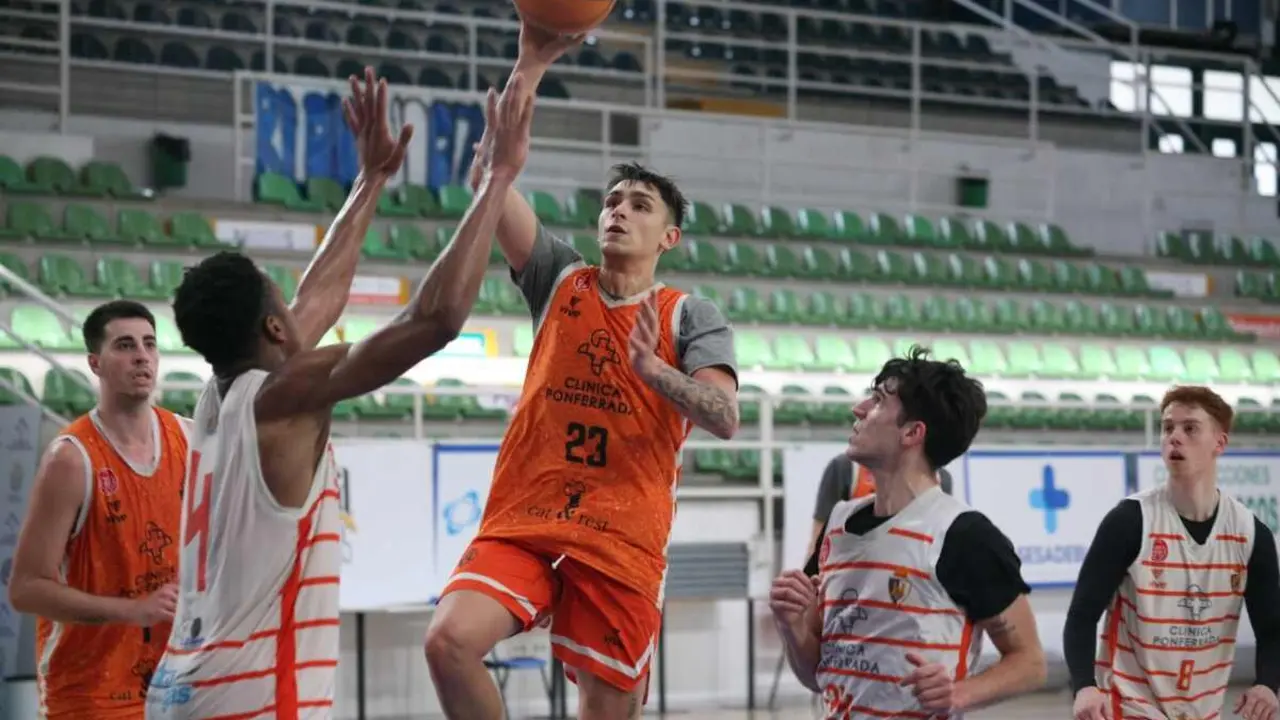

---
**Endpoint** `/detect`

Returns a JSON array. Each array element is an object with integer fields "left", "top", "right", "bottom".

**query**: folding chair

[{"left": 484, "top": 648, "right": 555, "bottom": 719}]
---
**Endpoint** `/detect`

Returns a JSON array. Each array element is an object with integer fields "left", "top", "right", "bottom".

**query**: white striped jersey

[
  {"left": 1096, "top": 486, "right": 1254, "bottom": 720},
  {"left": 146, "top": 369, "right": 343, "bottom": 720},
  {"left": 815, "top": 486, "right": 983, "bottom": 720}
]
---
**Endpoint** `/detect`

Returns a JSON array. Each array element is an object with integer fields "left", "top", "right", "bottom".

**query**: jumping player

[
  {"left": 424, "top": 22, "right": 740, "bottom": 720},
  {"left": 143, "top": 68, "right": 535, "bottom": 718},
  {"left": 1066, "top": 386, "right": 1280, "bottom": 720},
  {"left": 10, "top": 300, "right": 187, "bottom": 719},
  {"left": 773, "top": 347, "right": 1047, "bottom": 718}
]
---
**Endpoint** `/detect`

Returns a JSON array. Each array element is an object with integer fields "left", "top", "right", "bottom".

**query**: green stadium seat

[
  {"left": 879, "top": 294, "right": 915, "bottom": 329},
  {"left": 1005, "top": 342, "right": 1043, "bottom": 378},
  {"left": 1012, "top": 391, "right": 1050, "bottom": 428},
  {"left": 734, "top": 332, "right": 773, "bottom": 368},
  {"left": 937, "top": 218, "right": 979, "bottom": 250},
  {"left": 919, "top": 296, "right": 957, "bottom": 330},
  {"left": 800, "top": 246, "right": 841, "bottom": 281},
  {"left": 721, "top": 203, "right": 758, "bottom": 236},
  {"left": 1184, "top": 231, "right": 1221, "bottom": 264},
  {"left": 306, "top": 177, "right": 346, "bottom": 211},
  {"left": 764, "top": 289, "right": 803, "bottom": 324},
  {"left": 1052, "top": 392, "right": 1089, "bottom": 430},
  {"left": 949, "top": 254, "right": 987, "bottom": 287},
  {"left": 0, "top": 253, "right": 31, "bottom": 293},
  {"left": 435, "top": 183, "right": 471, "bottom": 217},
  {"left": 28, "top": 156, "right": 79, "bottom": 194},
  {"left": 476, "top": 277, "right": 523, "bottom": 316},
  {"left": 691, "top": 285, "right": 725, "bottom": 314},
  {"left": 852, "top": 337, "right": 891, "bottom": 372},
  {"left": 80, "top": 160, "right": 148, "bottom": 200},
  {"left": 1118, "top": 267, "right": 1160, "bottom": 297},
  {"left": 1017, "top": 259, "right": 1054, "bottom": 291},
  {"left": 724, "top": 242, "right": 763, "bottom": 276},
  {"left": 1113, "top": 346, "right": 1151, "bottom": 380},
  {"left": 1147, "top": 346, "right": 1186, "bottom": 381},
  {"left": 64, "top": 204, "right": 122, "bottom": 244},
  {"left": 1200, "top": 308, "right": 1247, "bottom": 341},
  {"left": 658, "top": 242, "right": 691, "bottom": 273},
  {"left": 693, "top": 448, "right": 737, "bottom": 477},
  {"left": 512, "top": 324, "right": 533, "bottom": 356},
  {"left": 1220, "top": 236, "right": 1250, "bottom": 265},
  {"left": 1098, "top": 303, "right": 1136, "bottom": 336},
  {"left": 1041, "top": 343, "right": 1082, "bottom": 378},
  {"left": 1182, "top": 348, "right": 1220, "bottom": 383},
  {"left": 1040, "top": 223, "right": 1087, "bottom": 256},
  {"left": 159, "top": 371, "right": 203, "bottom": 415},
  {"left": 912, "top": 253, "right": 952, "bottom": 286},
  {"left": 683, "top": 201, "right": 720, "bottom": 235},
  {"left": 118, "top": 209, "right": 173, "bottom": 246},
  {"left": 759, "top": 206, "right": 795, "bottom": 238},
  {"left": 152, "top": 314, "right": 187, "bottom": 353},
  {"left": 830, "top": 211, "right": 867, "bottom": 243},
  {"left": 1248, "top": 237, "right": 1280, "bottom": 267},
  {"left": 1090, "top": 394, "right": 1128, "bottom": 430},
  {"left": 1236, "top": 397, "right": 1268, "bottom": 433},
  {"left": 0, "top": 367, "right": 36, "bottom": 404},
  {"left": 844, "top": 293, "right": 878, "bottom": 328},
  {"left": 372, "top": 377, "right": 422, "bottom": 419},
  {"left": 256, "top": 172, "right": 325, "bottom": 211},
  {"left": 867, "top": 213, "right": 903, "bottom": 245},
  {"left": 8, "top": 201, "right": 76, "bottom": 242},
  {"left": 774, "top": 335, "right": 815, "bottom": 370},
  {"left": 1079, "top": 344, "right": 1118, "bottom": 379},
  {"left": 955, "top": 297, "right": 995, "bottom": 332},
  {"left": 794, "top": 208, "right": 829, "bottom": 239},
  {"left": 1007, "top": 222, "right": 1042, "bottom": 254},
  {"left": 169, "top": 212, "right": 226, "bottom": 248},
  {"left": 1156, "top": 232, "right": 1191, "bottom": 261},
  {"left": 568, "top": 233, "right": 601, "bottom": 265},
  {"left": 149, "top": 261, "right": 184, "bottom": 297},
  {"left": 527, "top": 191, "right": 564, "bottom": 225},
  {"left": 387, "top": 224, "right": 434, "bottom": 260},
  {"left": 1133, "top": 305, "right": 1169, "bottom": 337},
  {"left": 984, "top": 390, "right": 1014, "bottom": 428},
  {"left": 1237, "top": 271, "right": 1270, "bottom": 299},
  {"left": 40, "top": 254, "right": 110, "bottom": 297},
  {"left": 0, "top": 155, "right": 40, "bottom": 194},
  {"left": 1061, "top": 301, "right": 1098, "bottom": 334},
  {"left": 811, "top": 386, "right": 852, "bottom": 425},
  {"left": 875, "top": 251, "right": 911, "bottom": 284},
  {"left": 1251, "top": 350, "right": 1280, "bottom": 383},
  {"left": 763, "top": 244, "right": 802, "bottom": 278},
  {"left": 361, "top": 228, "right": 407, "bottom": 261},
  {"left": 983, "top": 257, "right": 1017, "bottom": 290},
  {"left": 1084, "top": 265, "right": 1121, "bottom": 295},
  {"left": 1051, "top": 262, "right": 1085, "bottom": 293},
  {"left": 377, "top": 188, "right": 418, "bottom": 218},
  {"left": 813, "top": 335, "right": 855, "bottom": 371},
  {"left": 932, "top": 339, "right": 970, "bottom": 367},
  {"left": 565, "top": 189, "right": 602, "bottom": 229},
  {"left": 1026, "top": 300, "right": 1063, "bottom": 333},
  {"left": 10, "top": 304, "right": 77, "bottom": 350},
  {"left": 397, "top": 184, "right": 441, "bottom": 217},
  {"left": 967, "top": 341, "right": 1008, "bottom": 375},
  {"left": 902, "top": 214, "right": 937, "bottom": 246},
  {"left": 263, "top": 265, "right": 298, "bottom": 301},
  {"left": 775, "top": 385, "right": 812, "bottom": 425},
  {"left": 803, "top": 292, "right": 839, "bottom": 326},
  {"left": 1164, "top": 307, "right": 1198, "bottom": 339},
  {"left": 42, "top": 368, "right": 97, "bottom": 415},
  {"left": 972, "top": 220, "right": 1012, "bottom": 252},
  {"left": 991, "top": 299, "right": 1026, "bottom": 333},
  {"left": 727, "top": 287, "right": 766, "bottom": 323},
  {"left": 1218, "top": 348, "right": 1254, "bottom": 383},
  {"left": 98, "top": 257, "right": 164, "bottom": 299},
  {"left": 738, "top": 384, "right": 764, "bottom": 425}
]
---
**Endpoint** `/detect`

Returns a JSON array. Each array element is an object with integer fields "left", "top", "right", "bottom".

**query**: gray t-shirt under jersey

[{"left": 509, "top": 225, "right": 739, "bottom": 384}]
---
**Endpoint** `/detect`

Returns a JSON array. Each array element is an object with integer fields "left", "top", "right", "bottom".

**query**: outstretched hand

[
  {"left": 480, "top": 73, "right": 536, "bottom": 184},
  {"left": 517, "top": 18, "right": 588, "bottom": 69},
  {"left": 343, "top": 66, "right": 414, "bottom": 179},
  {"left": 627, "top": 290, "right": 665, "bottom": 379}
]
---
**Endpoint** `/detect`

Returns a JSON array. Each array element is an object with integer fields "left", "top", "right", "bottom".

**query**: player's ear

[
  {"left": 87, "top": 352, "right": 102, "bottom": 377},
  {"left": 660, "top": 224, "right": 681, "bottom": 252},
  {"left": 262, "top": 314, "right": 288, "bottom": 345}
]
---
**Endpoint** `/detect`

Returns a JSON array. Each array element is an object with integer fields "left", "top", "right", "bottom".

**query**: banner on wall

[
  {"left": 254, "top": 81, "right": 484, "bottom": 191},
  {"left": 332, "top": 439, "right": 436, "bottom": 610},
  {"left": 964, "top": 451, "right": 1128, "bottom": 587},
  {"left": 0, "top": 405, "right": 40, "bottom": 683},
  {"left": 1136, "top": 452, "right": 1280, "bottom": 535},
  {"left": 431, "top": 443, "right": 499, "bottom": 584},
  {"left": 781, "top": 443, "right": 967, "bottom": 572}
]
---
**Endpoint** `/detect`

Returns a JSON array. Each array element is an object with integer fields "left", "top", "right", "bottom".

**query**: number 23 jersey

[{"left": 479, "top": 265, "right": 703, "bottom": 603}]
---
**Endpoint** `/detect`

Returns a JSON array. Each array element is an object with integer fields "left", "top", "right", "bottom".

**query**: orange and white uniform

[
  {"left": 442, "top": 227, "right": 737, "bottom": 693},
  {"left": 815, "top": 488, "right": 984, "bottom": 719},
  {"left": 1096, "top": 485, "right": 1255, "bottom": 720},
  {"left": 146, "top": 370, "right": 343, "bottom": 719},
  {"left": 36, "top": 408, "right": 187, "bottom": 719}
]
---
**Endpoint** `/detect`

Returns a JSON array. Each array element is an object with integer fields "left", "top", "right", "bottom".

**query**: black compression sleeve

[
  {"left": 1063, "top": 499, "right": 1142, "bottom": 695},
  {"left": 804, "top": 518, "right": 827, "bottom": 577},
  {"left": 1245, "top": 518, "right": 1280, "bottom": 692}
]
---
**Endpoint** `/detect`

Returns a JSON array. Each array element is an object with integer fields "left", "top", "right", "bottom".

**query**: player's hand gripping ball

[{"left": 512, "top": 0, "right": 615, "bottom": 34}]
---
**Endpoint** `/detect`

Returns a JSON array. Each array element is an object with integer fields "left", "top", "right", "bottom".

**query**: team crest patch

[
  {"left": 1230, "top": 572, "right": 1243, "bottom": 592},
  {"left": 819, "top": 535, "right": 832, "bottom": 566},
  {"left": 573, "top": 275, "right": 590, "bottom": 292},
  {"left": 98, "top": 468, "right": 118, "bottom": 495},
  {"left": 888, "top": 570, "right": 911, "bottom": 605},
  {"left": 1151, "top": 538, "right": 1169, "bottom": 562}
]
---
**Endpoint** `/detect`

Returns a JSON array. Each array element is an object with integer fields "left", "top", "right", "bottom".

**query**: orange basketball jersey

[
  {"left": 35, "top": 408, "right": 187, "bottom": 719},
  {"left": 478, "top": 267, "right": 692, "bottom": 603}
]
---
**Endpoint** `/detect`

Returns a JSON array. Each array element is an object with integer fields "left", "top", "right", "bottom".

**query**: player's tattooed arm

[
  {"left": 641, "top": 365, "right": 739, "bottom": 439},
  {"left": 952, "top": 595, "right": 1048, "bottom": 712}
]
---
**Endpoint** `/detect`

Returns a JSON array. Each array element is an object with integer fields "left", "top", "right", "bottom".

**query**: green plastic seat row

[
  {"left": 728, "top": 332, "right": 1280, "bottom": 384},
  {"left": 0, "top": 155, "right": 149, "bottom": 199},
  {"left": 1235, "top": 270, "right": 1280, "bottom": 303},
  {"left": 0, "top": 201, "right": 228, "bottom": 249},
  {"left": 256, "top": 173, "right": 479, "bottom": 219},
  {"left": 691, "top": 448, "right": 784, "bottom": 481},
  {"left": 1160, "top": 231, "right": 1280, "bottom": 269}
]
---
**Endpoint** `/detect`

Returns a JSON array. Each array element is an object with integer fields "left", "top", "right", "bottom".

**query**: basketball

[{"left": 513, "top": 0, "right": 616, "bottom": 34}]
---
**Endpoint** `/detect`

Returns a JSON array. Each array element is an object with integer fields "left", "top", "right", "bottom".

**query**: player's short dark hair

[
  {"left": 83, "top": 300, "right": 156, "bottom": 353},
  {"left": 1161, "top": 385, "right": 1234, "bottom": 434},
  {"left": 875, "top": 345, "right": 987, "bottom": 471},
  {"left": 606, "top": 162, "right": 688, "bottom": 229},
  {"left": 172, "top": 251, "right": 274, "bottom": 373}
]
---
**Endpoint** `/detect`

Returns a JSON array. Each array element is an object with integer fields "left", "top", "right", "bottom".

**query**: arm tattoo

[
  {"left": 643, "top": 364, "right": 738, "bottom": 437},
  {"left": 984, "top": 614, "right": 1014, "bottom": 639}
]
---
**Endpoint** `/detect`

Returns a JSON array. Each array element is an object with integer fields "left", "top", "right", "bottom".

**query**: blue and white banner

[
  {"left": 963, "top": 450, "right": 1129, "bottom": 588},
  {"left": 431, "top": 443, "right": 498, "bottom": 589},
  {"left": 0, "top": 405, "right": 40, "bottom": 685},
  {"left": 254, "top": 81, "right": 484, "bottom": 192},
  {"left": 1136, "top": 451, "right": 1280, "bottom": 536}
]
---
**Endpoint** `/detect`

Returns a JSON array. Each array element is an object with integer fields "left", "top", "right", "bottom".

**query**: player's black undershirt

[
  {"left": 805, "top": 502, "right": 1031, "bottom": 623},
  {"left": 1063, "top": 498, "right": 1280, "bottom": 695}
]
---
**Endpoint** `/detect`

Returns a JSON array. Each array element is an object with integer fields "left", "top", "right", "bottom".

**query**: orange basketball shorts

[{"left": 441, "top": 537, "right": 661, "bottom": 697}]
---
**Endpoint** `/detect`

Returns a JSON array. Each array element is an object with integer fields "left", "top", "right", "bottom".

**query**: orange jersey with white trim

[
  {"left": 478, "top": 266, "right": 692, "bottom": 604},
  {"left": 1096, "top": 485, "right": 1254, "bottom": 720},
  {"left": 147, "top": 370, "right": 342, "bottom": 720},
  {"left": 35, "top": 408, "right": 187, "bottom": 719},
  {"left": 815, "top": 487, "right": 982, "bottom": 720}
]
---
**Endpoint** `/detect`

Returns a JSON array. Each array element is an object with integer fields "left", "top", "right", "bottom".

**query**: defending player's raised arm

[
  {"left": 464, "top": 18, "right": 584, "bottom": 273},
  {"left": 629, "top": 292, "right": 739, "bottom": 439},
  {"left": 290, "top": 67, "right": 413, "bottom": 350},
  {"left": 256, "top": 76, "right": 536, "bottom": 421},
  {"left": 10, "top": 441, "right": 168, "bottom": 626}
]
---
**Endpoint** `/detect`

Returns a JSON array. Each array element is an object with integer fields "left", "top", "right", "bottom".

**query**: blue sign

[
  {"left": 443, "top": 490, "right": 482, "bottom": 536},
  {"left": 254, "top": 82, "right": 484, "bottom": 192},
  {"left": 1028, "top": 465, "right": 1071, "bottom": 534}
]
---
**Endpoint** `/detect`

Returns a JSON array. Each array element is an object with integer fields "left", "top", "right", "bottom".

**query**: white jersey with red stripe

[
  {"left": 815, "top": 486, "right": 982, "bottom": 720},
  {"left": 145, "top": 369, "right": 343, "bottom": 720},
  {"left": 1096, "top": 485, "right": 1254, "bottom": 720}
]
